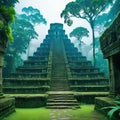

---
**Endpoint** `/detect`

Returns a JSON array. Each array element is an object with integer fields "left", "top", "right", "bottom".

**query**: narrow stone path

[
  {"left": 49, "top": 105, "right": 107, "bottom": 120},
  {"left": 50, "top": 109, "right": 73, "bottom": 120}
]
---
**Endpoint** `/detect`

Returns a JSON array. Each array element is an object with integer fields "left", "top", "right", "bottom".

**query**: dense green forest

[
  {"left": 2, "top": 6, "right": 47, "bottom": 77},
  {"left": 1, "top": 0, "right": 120, "bottom": 77}
]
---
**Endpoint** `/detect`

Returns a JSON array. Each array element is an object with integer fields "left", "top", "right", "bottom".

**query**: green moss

[
  {"left": 74, "top": 92, "right": 109, "bottom": 95},
  {"left": 0, "top": 6, "right": 15, "bottom": 23},
  {"left": 0, "top": 20, "right": 4, "bottom": 30},
  {"left": 5, "top": 26, "right": 13, "bottom": 41},
  {"left": 0, "top": 5, "right": 15, "bottom": 43},
  {"left": 4, "top": 108, "right": 51, "bottom": 120},
  {"left": 69, "top": 105, "right": 107, "bottom": 120}
]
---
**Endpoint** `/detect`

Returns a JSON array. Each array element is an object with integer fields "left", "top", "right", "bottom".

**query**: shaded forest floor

[{"left": 3, "top": 105, "right": 107, "bottom": 120}]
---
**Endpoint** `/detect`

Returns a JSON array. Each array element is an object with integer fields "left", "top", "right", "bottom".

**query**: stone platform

[{"left": 0, "top": 95, "right": 15, "bottom": 120}]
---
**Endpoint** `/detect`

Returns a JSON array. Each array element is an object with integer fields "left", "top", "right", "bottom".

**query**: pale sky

[{"left": 15, "top": 0, "right": 92, "bottom": 57}]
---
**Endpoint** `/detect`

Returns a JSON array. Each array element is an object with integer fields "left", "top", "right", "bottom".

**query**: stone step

[
  {"left": 48, "top": 97, "right": 75, "bottom": 100},
  {"left": 52, "top": 69, "right": 66, "bottom": 71},
  {"left": 52, "top": 74, "right": 67, "bottom": 76},
  {"left": 48, "top": 93, "right": 74, "bottom": 96},
  {"left": 47, "top": 99, "right": 77, "bottom": 103},
  {"left": 50, "top": 84, "right": 69, "bottom": 87},
  {"left": 0, "top": 97, "right": 15, "bottom": 120},
  {"left": 50, "top": 82, "right": 68, "bottom": 84},
  {"left": 47, "top": 93, "right": 75, "bottom": 100},
  {"left": 47, "top": 102, "right": 79, "bottom": 106},
  {"left": 50, "top": 87, "right": 69, "bottom": 89},
  {"left": 50, "top": 88, "right": 69, "bottom": 91},
  {"left": 52, "top": 68, "right": 66, "bottom": 71},
  {"left": 52, "top": 67, "right": 66, "bottom": 69},
  {"left": 50, "top": 84, "right": 69, "bottom": 86},
  {"left": 51, "top": 78, "right": 67, "bottom": 80},
  {"left": 46, "top": 105, "right": 79, "bottom": 109},
  {"left": 52, "top": 75, "right": 66, "bottom": 77},
  {"left": 52, "top": 73, "right": 66, "bottom": 75},
  {"left": 50, "top": 87, "right": 69, "bottom": 90},
  {"left": 51, "top": 84, "right": 68, "bottom": 86}
]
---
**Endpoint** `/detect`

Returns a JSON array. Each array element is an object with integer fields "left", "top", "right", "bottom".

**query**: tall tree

[
  {"left": 70, "top": 27, "right": 89, "bottom": 52},
  {"left": 21, "top": 6, "right": 47, "bottom": 26},
  {"left": 0, "top": 0, "right": 18, "bottom": 94},
  {"left": 3, "top": 6, "right": 47, "bottom": 75},
  {"left": 20, "top": 6, "right": 47, "bottom": 56},
  {"left": 3, "top": 17, "right": 38, "bottom": 76},
  {"left": 61, "top": 0, "right": 112, "bottom": 66}
]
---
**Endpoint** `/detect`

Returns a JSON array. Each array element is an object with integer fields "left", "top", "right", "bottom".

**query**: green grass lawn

[
  {"left": 3, "top": 105, "right": 107, "bottom": 120},
  {"left": 69, "top": 105, "right": 107, "bottom": 120},
  {"left": 3, "top": 108, "right": 51, "bottom": 120}
]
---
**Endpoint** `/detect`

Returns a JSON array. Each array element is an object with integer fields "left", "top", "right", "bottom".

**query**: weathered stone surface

[
  {"left": 95, "top": 12, "right": 120, "bottom": 120},
  {"left": 0, "top": 96, "right": 15, "bottom": 120}
]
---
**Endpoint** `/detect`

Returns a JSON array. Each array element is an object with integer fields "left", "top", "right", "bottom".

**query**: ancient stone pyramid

[{"left": 3, "top": 23, "right": 109, "bottom": 108}]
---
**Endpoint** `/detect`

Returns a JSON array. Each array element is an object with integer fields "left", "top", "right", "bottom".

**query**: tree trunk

[
  {"left": 91, "top": 22, "right": 96, "bottom": 66},
  {"left": 0, "top": 54, "right": 3, "bottom": 95},
  {"left": 79, "top": 40, "right": 82, "bottom": 52}
]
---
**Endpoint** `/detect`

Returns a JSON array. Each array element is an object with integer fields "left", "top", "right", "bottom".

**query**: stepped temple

[{"left": 1, "top": 23, "right": 109, "bottom": 118}]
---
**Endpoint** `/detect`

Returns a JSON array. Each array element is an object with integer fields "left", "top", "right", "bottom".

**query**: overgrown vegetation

[
  {"left": 0, "top": 0, "right": 18, "bottom": 87},
  {"left": 0, "top": 5, "right": 15, "bottom": 42},
  {"left": 102, "top": 100, "right": 120, "bottom": 120},
  {"left": 3, "top": 6, "right": 47, "bottom": 77}
]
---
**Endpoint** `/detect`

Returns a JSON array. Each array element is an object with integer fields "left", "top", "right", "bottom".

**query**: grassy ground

[
  {"left": 69, "top": 105, "right": 107, "bottom": 120},
  {"left": 3, "top": 108, "right": 51, "bottom": 120},
  {"left": 3, "top": 105, "right": 107, "bottom": 120}
]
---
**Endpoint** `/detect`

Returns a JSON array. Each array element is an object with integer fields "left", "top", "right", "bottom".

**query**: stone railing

[{"left": 100, "top": 12, "right": 120, "bottom": 58}]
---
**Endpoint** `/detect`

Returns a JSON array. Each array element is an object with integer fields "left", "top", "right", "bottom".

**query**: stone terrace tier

[
  {"left": 63, "top": 38, "right": 109, "bottom": 97},
  {"left": 3, "top": 37, "right": 52, "bottom": 95}
]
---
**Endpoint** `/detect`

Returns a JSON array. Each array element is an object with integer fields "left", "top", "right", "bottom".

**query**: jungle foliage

[
  {"left": 0, "top": 5, "right": 16, "bottom": 43},
  {"left": 61, "top": 0, "right": 113, "bottom": 66},
  {"left": 3, "top": 6, "right": 47, "bottom": 77},
  {"left": 0, "top": 0, "right": 18, "bottom": 7},
  {"left": 70, "top": 27, "right": 89, "bottom": 52}
]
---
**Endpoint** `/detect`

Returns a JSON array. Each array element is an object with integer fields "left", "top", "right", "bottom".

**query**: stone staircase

[
  {"left": 46, "top": 37, "right": 79, "bottom": 109},
  {"left": 46, "top": 91, "right": 79, "bottom": 109},
  {"left": 50, "top": 78, "right": 69, "bottom": 91}
]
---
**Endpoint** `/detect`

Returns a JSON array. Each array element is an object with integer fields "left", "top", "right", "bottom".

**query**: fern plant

[{"left": 102, "top": 100, "right": 120, "bottom": 120}]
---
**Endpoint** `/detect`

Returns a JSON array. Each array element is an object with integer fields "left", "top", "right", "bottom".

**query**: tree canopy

[
  {"left": 95, "top": 0, "right": 120, "bottom": 34},
  {"left": 3, "top": 17, "right": 38, "bottom": 75},
  {"left": 9, "top": 18, "right": 38, "bottom": 55},
  {"left": 0, "top": 0, "right": 18, "bottom": 6},
  {"left": 61, "top": 0, "right": 112, "bottom": 26},
  {"left": 0, "top": 1, "right": 18, "bottom": 54},
  {"left": 20, "top": 6, "right": 47, "bottom": 25},
  {"left": 70, "top": 27, "right": 89, "bottom": 51}
]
